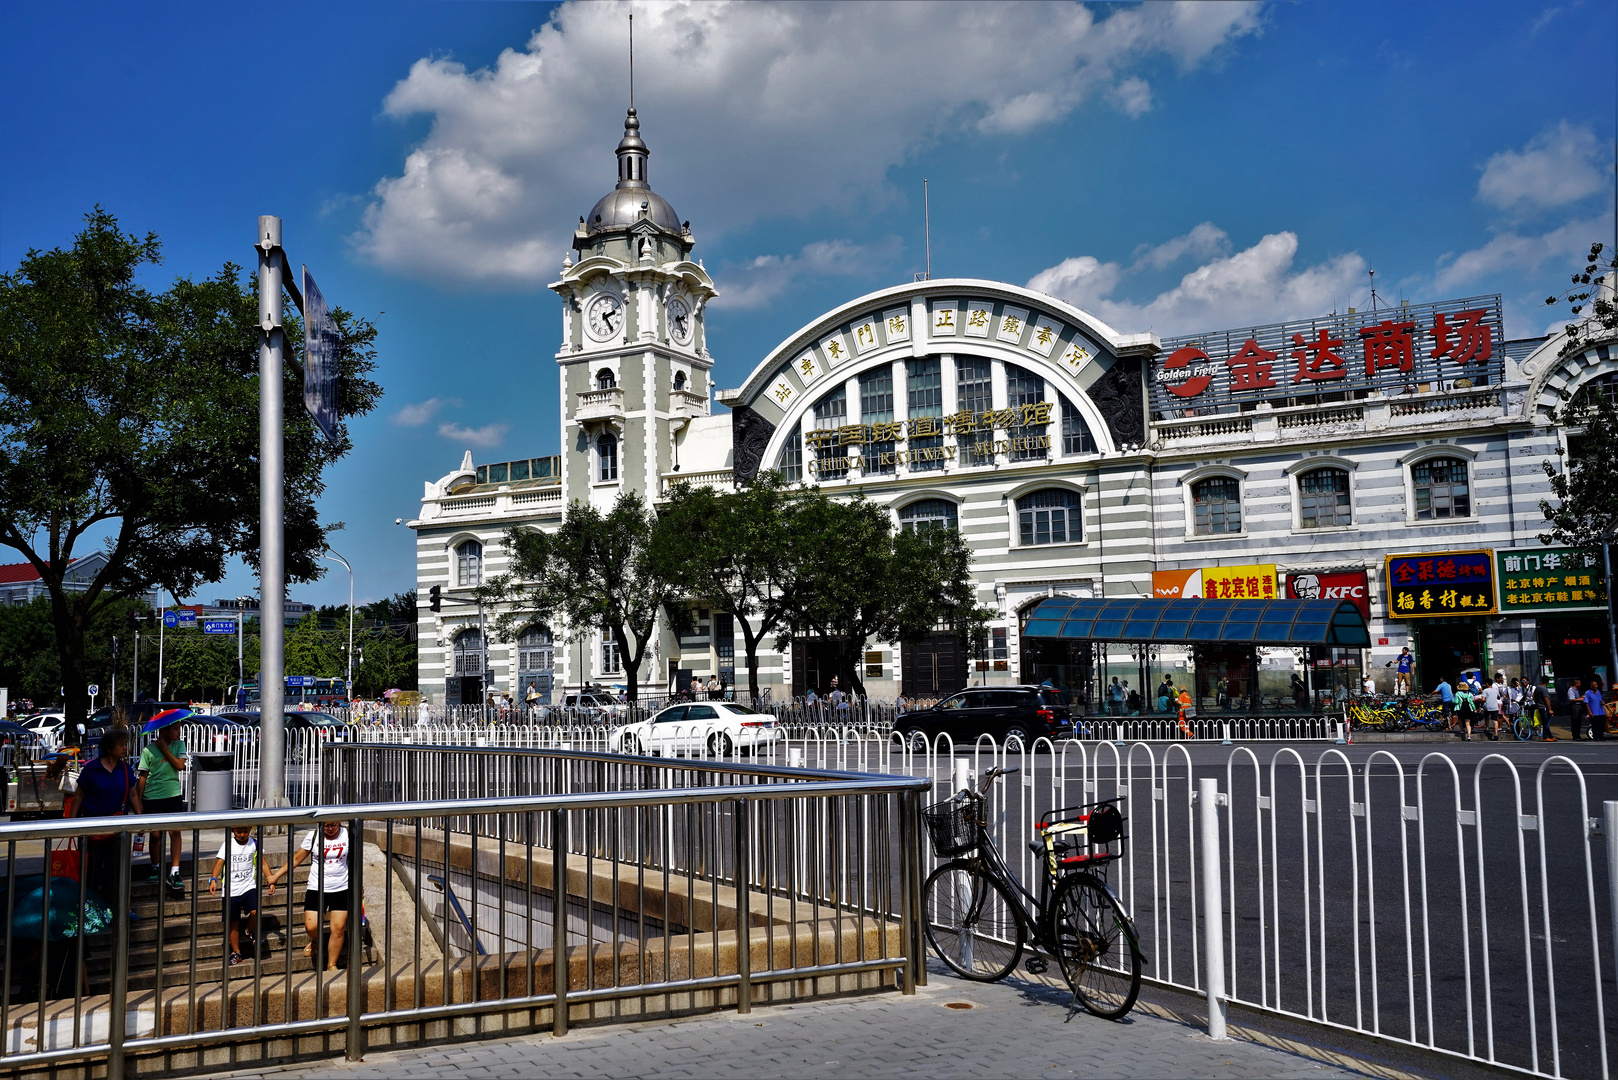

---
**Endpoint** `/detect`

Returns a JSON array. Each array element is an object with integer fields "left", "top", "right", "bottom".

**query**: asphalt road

[{"left": 919, "top": 739, "right": 1617, "bottom": 1080}]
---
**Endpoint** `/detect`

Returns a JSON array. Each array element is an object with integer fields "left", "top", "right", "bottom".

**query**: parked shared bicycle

[{"left": 920, "top": 766, "right": 1143, "bottom": 1020}]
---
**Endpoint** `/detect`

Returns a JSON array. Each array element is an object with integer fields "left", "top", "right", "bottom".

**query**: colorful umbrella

[
  {"left": 4, "top": 875, "right": 114, "bottom": 941},
  {"left": 142, "top": 707, "right": 193, "bottom": 733}
]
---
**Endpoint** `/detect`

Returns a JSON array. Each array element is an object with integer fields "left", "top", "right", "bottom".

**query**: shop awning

[{"left": 1019, "top": 597, "right": 1371, "bottom": 648}]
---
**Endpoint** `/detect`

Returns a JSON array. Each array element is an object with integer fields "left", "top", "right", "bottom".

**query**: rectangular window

[
  {"left": 1298, "top": 468, "right": 1351, "bottom": 528},
  {"left": 1061, "top": 398, "right": 1096, "bottom": 455},
  {"left": 813, "top": 386, "right": 848, "bottom": 480},
  {"left": 860, "top": 367, "right": 896, "bottom": 475},
  {"left": 991, "top": 627, "right": 1008, "bottom": 661},
  {"left": 775, "top": 420, "right": 803, "bottom": 482},
  {"left": 509, "top": 459, "right": 529, "bottom": 481},
  {"left": 715, "top": 613, "right": 735, "bottom": 665},
  {"left": 488, "top": 462, "right": 508, "bottom": 483},
  {"left": 601, "top": 636, "right": 622, "bottom": 675},
  {"left": 1006, "top": 364, "right": 1047, "bottom": 462},
  {"left": 956, "top": 358, "right": 993, "bottom": 467},
  {"left": 907, "top": 357, "right": 944, "bottom": 472}
]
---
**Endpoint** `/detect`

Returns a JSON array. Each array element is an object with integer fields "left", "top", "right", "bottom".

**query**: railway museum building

[{"left": 410, "top": 109, "right": 1617, "bottom": 714}]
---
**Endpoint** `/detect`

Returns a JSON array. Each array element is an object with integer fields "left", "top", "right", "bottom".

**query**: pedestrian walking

[
  {"left": 1526, "top": 675, "right": 1558, "bottom": 741},
  {"left": 137, "top": 717, "right": 187, "bottom": 895},
  {"left": 1480, "top": 673, "right": 1503, "bottom": 740},
  {"left": 1453, "top": 677, "right": 1477, "bottom": 741},
  {"left": 1433, "top": 676, "right": 1455, "bottom": 729},
  {"left": 67, "top": 726, "right": 142, "bottom": 899},
  {"left": 1158, "top": 675, "right": 1175, "bottom": 715},
  {"left": 706, "top": 675, "right": 721, "bottom": 700},
  {"left": 209, "top": 824, "right": 266, "bottom": 966},
  {"left": 268, "top": 820, "right": 352, "bottom": 971},
  {"left": 1581, "top": 676, "right": 1608, "bottom": 741}
]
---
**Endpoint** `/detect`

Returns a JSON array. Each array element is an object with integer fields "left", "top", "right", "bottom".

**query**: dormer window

[{"left": 596, "top": 369, "right": 617, "bottom": 391}]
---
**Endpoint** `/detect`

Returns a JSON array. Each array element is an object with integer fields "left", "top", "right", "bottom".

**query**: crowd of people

[{"left": 1426, "top": 669, "right": 1609, "bottom": 741}]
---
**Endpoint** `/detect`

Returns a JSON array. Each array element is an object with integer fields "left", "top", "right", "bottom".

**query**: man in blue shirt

[
  {"left": 1434, "top": 677, "right": 1454, "bottom": 728},
  {"left": 1580, "top": 677, "right": 1608, "bottom": 740},
  {"left": 1395, "top": 648, "right": 1413, "bottom": 696}
]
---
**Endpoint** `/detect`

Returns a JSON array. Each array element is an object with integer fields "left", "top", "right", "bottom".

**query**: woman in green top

[{"left": 137, "top": 720, "right": 187, "bottom": 895}]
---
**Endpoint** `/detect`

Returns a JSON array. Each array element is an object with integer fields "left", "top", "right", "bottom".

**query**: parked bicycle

[
  {"left": 920, "top": 766, "right": 1143, "bottom": 1020},
  {"left": 1348, "top": 696, "right": 1405, "bottom": 731},
  {"left": 1402, "top": 696, "right": 1449, "bottom": 732}
]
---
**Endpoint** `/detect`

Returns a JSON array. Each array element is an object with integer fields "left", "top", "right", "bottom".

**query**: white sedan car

[
  {"left": 610, "top": 701, "right": 781, "bottom": 757},
  {"left": 21, "top": 713, "right": 67, "bottom": 750}
]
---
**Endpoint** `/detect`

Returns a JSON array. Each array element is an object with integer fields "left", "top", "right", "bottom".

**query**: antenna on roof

[
  {"left": 628, "top": 11, "right": 634, "bottom": 108},
  {"left": 1368, "top": 268, "right": 1381, "bottom": 311},
  {"left": 924, "top": 179, "right": 932, "bottom": 281}
]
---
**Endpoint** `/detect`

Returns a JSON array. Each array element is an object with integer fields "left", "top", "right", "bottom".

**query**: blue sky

[{"left": 3, "top": 1, "right": 1613, "bottom": 608}]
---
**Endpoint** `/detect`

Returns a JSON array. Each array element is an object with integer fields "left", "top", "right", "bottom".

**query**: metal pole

[
  {"left": 346, "top": 814, "right": 365, "bottom": 1060},
  {"left": 734, "top": 797, "right": 752, "bottom": 1014},
  {"left": 552, "top": 806, "right": 569, "bottom": 1035},
  {"left": 1603, "top": 542, "right": 1618, "bottom": 691},
  {"left": 323, "top": 550, "right": 354, "bottom": 701},
  {"left": 107, "top": 832, "right": 133, "bottom": 1080},
  {"left": 1198, "top": 777, "right": 1228, "bottom": 1040},
  {"left": 1606, "top": 801, "right": 1617, "bottom": 1010},
  {"left": 257, "top": 215, "right": 287, "bottom": 807},
  {"left": 133, "top": 629, "right": 139, "bottom": 702},
  {"left": 237, "top": 598, "right": 245, "bottom": 702},
  {"left": 158, "top": 588, "right": 166, "bottom": 699}
]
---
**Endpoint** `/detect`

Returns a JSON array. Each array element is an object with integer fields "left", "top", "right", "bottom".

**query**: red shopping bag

[{"left": 48, "top": 837, "right": 81, "bottom": 882}]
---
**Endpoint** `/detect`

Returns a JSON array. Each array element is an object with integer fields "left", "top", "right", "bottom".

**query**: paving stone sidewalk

[{"left": 213, "top": 972, "right": 1373, "bottom": 1080}]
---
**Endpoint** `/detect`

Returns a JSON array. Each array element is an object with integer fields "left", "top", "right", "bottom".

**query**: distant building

[{"left": 0, "top": 554, "right": 161, "bottom": 609}]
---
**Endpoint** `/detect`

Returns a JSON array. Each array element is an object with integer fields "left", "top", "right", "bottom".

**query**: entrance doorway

[
  {"left": 1411, "top": 618, "right": 1485, "bottom": 689},
  {"left": 1537, "top": 615, "right": 1610, "bottom": 687},
  {"left": 791, "top": 639, "right": 845, "bottom": 698},
  {"left": 901, "top": 632, "right": 967, "bottom": 699}
]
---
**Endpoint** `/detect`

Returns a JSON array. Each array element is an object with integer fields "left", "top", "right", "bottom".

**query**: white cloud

[
  {"left": 355, "top": 0, "right": 1264, "bottom": 287},
  {"left": 712, "top": 237, "right": 903, "bottom": 310},
  {"left": 437, "top": 422, "right": 509, "bottom": 449},
  {"left": 1108, "top": 77, "right": 1154, "bottom": 118},
  {"left": 1431, "top": 214, "right": 1609, "bottom": 293},
  {"left": 1477, "top": 122, "right": 1609, "bottom": 212},
  {"left": 1130, "top": 222, "right": 1229, "bottom": 270},
  {"left": 1029, "top": 228, "right": 1366, "bottom": 337},
  {"left": 392, "top": 397, "right": 459, "bottom": 426}
]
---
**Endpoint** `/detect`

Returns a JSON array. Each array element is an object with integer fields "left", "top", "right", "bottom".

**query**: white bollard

[
  {"left": 788, "top": 747, "right": 805, "bottom": 769},
  {"left": 953, "top": 757, "right": 973, "bottom": 796},
  {"left": 1198, "top": 777, "right": 1228, "bottom": 1040}
]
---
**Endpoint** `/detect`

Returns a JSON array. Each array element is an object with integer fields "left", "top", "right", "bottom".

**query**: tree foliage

[
  {"left": 1544, "top": 242, "right": 1617, "bottom": 358},
  {"left": 0, "top": 209, "right": 383, "bottom": 732}
]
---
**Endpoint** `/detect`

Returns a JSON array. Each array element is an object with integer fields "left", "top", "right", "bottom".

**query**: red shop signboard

[{"left": 1286, "top": 569, "right": 1370, "bottom": 620}]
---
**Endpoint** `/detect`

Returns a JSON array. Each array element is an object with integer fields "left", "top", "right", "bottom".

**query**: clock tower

[{"left": 549, "top": 107, "right": 718, "bottom": 509}]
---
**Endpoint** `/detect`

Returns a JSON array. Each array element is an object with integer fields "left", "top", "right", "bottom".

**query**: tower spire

[{"left": 628, "top": 11, "right": 634, "bottom": 109}]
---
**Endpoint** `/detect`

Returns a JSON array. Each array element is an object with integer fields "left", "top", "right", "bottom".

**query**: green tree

[
  {"left": 484, "top": 492, "right": 687, "bottom": 702},
  {"left": 1545, "top": 242, "right": 1618, "bottom": 359},
  {"left": 284, "top": 613, "right": 342, "bottom": 678},
  {"left": 769, "top": 489, "right": 989, "bottom": 696},
  {"left": 0, "top": 595, "right": 151, "bottom": 708},
  {"left": 0, "top": 209, "right": 382, "bottom": 736},
  {"left": 1541, "top": 242, "right": 1618, "bottom": 550},
  {"left": 655, "top": 475, "right": 794, "bottom": 702}
]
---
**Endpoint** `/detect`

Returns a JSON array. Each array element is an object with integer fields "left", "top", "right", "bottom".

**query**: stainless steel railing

[{"left": 0, "top": 748, "right": 929, "bottom": 1079}]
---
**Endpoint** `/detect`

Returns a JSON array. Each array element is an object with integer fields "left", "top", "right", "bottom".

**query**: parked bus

[{"left": 231, "top": 677, "right": 348, "bottom": 708}]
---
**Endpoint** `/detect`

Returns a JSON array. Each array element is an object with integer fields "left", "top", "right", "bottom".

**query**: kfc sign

[{"left": 1286, "top": 569, "right": 1370, "bottom": 619}]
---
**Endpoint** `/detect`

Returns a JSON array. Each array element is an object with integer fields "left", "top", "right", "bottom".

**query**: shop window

[
  {"left": 776, "top": 420, "right": 802, "bottom": 482},
  {"left": 1297, "top": 467, "right": 1351, "bottom": 528},
  {"left": 1061, "top": 397, "right": 1096, "bottom": 455},
  {"left": 1017, "top": 489, "right": 1082, "bottom": 546},
  {"left": 1411, "top": 457, "right": 1470, "bottom": 519},
  {"left": 1191, "top": 476, "right": 1242, "bottom": 535},
  {"left": 596, "top": 432, "right": 618, "bottom": 482},
  {"left": 596, "top": 369, "right": 617, "bottom": 390},
  {"left": 899, "top": 498, "right": 958, "bottom": 533},
  {"left": 455, "top": 540, "right": 482, "bottom": 587}
]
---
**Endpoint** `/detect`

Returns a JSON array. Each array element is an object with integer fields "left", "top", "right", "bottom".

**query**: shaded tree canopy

[{"left": 0, "top": 208, "right": 383, "bottom": 731}]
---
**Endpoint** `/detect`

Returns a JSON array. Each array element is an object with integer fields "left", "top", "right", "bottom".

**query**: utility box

[{"left": 191, "top": 752, "right": 235, "bottom": 813}]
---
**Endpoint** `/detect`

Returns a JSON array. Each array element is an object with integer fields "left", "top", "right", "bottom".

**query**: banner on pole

[{"left": 302, "top": 266, "right": 341, "bottom": 445}]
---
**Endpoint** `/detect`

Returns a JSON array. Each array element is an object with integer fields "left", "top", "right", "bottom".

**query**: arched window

[
  {"left": 1411, "top": 457, "right": 1469, "bottom": 519},
  {"left": 597, "top": 432, "right": 618, "bottom": 482},
  {"left": 673, "top": 370, "right": 687, "bottom": 391},
  {"left": 1060, "top": 396, "right": 1096, "bottom": 455},
  {"left": 899, "top": 499, "right": 958, "bottom": 533},
  {"left": 1297, "top": 467, "right": 1351, "bottom": 528},
  {"left": 1191, "top": 477, "right": 1241, "bottom": 535},
  {"left": 812, "top": 385, "right": 848, "bottom": 480},
  {"left": 517, "top": 625, "right": 554, "bottom": 703},
  {"left": 1016, "top": 489, "right": 1083, "bottom": 546},
  {"left": 455, "top": 540, "right": 482, "bottom": 587},
  {"left": 1005, "top": 364, "right": 1047, "bottom": 462},
  {"left": 452, "top": 627, "right": 485, "bottom": 677},
  {"left": 776, "top": 420, "right": 802, "bottom": 483},
  {"left": 596, "top": 368, "right": 617, "bottom": 390}
]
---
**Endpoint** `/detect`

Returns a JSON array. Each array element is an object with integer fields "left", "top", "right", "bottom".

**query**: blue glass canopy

[{"left": 1020, "top": 597, "right": 1370, "bottom": 647}]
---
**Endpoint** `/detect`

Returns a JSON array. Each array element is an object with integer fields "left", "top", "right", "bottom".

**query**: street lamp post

[
  {"left": 236, "top": 596, "right": 251, "bottom": 706},
  {"left": 322, "top": 548, "right": 354, "bottom": 702}
]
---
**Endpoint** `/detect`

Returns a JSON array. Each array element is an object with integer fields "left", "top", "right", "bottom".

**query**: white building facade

[{"left": 411, "top": 110, "right": 1618, "bottom": 710}]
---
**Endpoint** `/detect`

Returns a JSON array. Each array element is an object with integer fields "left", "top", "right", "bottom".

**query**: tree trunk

[
  {"left": 840, "top": 636, "right": 866, "bottom": 698},
  {"left": 52, "top": 596, "right": 93, "bottom": 745},
  {"left": 738, "top": 617, "right": 764, "bottom": 705},
  {"left": 617, "top": 624, "right": 642, "bottom": 702}
]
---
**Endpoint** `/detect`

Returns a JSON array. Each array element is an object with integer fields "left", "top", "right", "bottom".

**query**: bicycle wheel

[
  {"left": 1049, "top": 873, "right": 1142, "bottom": 1020},
  {"left": 922, "top": 861, "right": 1024, "bottom": 981},
  {"left": 1513, "top": 715, "right": 1535, "bottom": 741}
]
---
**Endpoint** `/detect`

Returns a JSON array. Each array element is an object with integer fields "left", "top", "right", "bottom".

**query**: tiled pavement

[{"left": 212, "top": 972, "right": 1376, "bottom": 1080}]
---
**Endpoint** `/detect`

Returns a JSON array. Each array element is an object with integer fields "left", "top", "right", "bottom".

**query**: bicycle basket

[{"left": 921, "top": 798, "right": 984, "bottom": 857}]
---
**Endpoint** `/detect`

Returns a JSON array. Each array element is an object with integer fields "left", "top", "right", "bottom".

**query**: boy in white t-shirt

[
  {"left": 210, "top": 825, "right": 268, "bottom": 965},
  {"left": 268, "top": 821, "right": 351, "bottom": 970}
]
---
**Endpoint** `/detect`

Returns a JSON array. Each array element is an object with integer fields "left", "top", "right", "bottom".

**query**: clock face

[
  {"left": 585, "top": 292, "right": 623, "bottom": 341},
  {"left": 667, "top": 295, "right": 692, "bottom": 345}
]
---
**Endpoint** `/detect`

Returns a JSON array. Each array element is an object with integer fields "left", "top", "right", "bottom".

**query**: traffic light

[
  {"left": 127, "top": 611, "right": 139, "bottom": 630},
  {"left": 429, "top": 585, "right": 441, "bottom": 612}
]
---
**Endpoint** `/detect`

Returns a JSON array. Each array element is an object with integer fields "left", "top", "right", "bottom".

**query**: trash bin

[{"left": 191, "top": 752, "right": 235, "bottom": 813}]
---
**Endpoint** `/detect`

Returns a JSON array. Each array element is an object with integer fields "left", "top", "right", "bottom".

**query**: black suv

[{"left": 896, "top": 686, "right": 1072, "bottom": 750}]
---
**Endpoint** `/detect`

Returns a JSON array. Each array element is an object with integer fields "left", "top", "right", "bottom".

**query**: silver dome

[{"left": 583, "top": 107, "right": 684, "bottom": 238}]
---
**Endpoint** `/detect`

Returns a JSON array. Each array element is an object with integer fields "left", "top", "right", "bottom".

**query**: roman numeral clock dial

[{"left": 585, "top": 292, "right": 623, "bottom": 342}]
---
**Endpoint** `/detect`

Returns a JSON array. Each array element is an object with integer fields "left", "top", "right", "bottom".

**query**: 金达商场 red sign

[
  {"left": 1385, "top": 550, "right": 1495, "bottom": 618},
  {"left": 1151, "top": 295, "right": 1504, "bottom": 411}
]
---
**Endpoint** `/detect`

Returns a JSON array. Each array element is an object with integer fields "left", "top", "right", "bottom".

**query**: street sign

[
  {"left": 203, "top": 620, "right": 236, "bottom": 635},
  {"left": 176, "top": 608, "right": 198, "bottom": 627},
  {"left": 88, "top": 684, "right": 99, "bottom": 697},
  {"left": 162, "top": 611, "right": 178, "bottom": 629},
  {"left": 288, "top": 676, "right": 315, "bottom": 687},
  {"left": 302, "top": 266, "right": 341, "bottom": 445}
]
